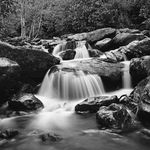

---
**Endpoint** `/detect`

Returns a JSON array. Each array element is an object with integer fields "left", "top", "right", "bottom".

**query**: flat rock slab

[
  {"left": 58, "top": 58, "right": 124, "bottom": 81},
  {"left": 75, "top": 95, "right": 118, "bottom": 113}
]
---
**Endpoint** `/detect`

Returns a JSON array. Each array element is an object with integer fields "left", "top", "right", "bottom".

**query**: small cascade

[
  {"left": 74, "top": 41, "right": 90, "bottom": 59},
  {"left": 52, "top": 42, "right": 67, "bottom": 57},
  {"left": 38, "top": 67, "right": 105, "bottom": 101},
  {"left": 122, "top": 61, "right": 132, "bottom": 89}
]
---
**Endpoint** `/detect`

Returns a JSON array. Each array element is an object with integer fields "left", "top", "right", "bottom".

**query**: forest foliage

[{"left": 0, "top": 0, "right": 150, "bottom": 39}]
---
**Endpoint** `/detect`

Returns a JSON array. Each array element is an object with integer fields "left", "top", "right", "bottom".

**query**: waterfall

[
  {"left": 53, "top": 40, "right": 90, "bottom": 59},
  {"left": 122, "top": 61, "right": 132, "bottom": 89},
  {"left": 52, "top": 42, "right": 67, "bottom": 57},
  {"left": 74, "top": 41, "right": 90, "bottom": 59},
  {"left": 38, "top": 67, "right": 105, "bottom": 101}
]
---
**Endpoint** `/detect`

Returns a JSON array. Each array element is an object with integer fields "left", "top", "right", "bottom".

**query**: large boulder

[
  {"left": 131, "top": 76, "right": 150, "bottom": 121},
  {"left": 103, "top": 38, "right": 150, "bottom": 61},
  {"left": 95, "top": 38, "right": 112, "bottom": 51},
  {"left": 54, "top": 58, "right": 124, "bottom": 91},
  {"left": 0, "top": 57, "right": 21, "bottom": 105},
  {"left": 130, "top": 56, "right": 150, "bottom": 86},
  {"left": 68, "top": 28, "right": 116, "bottom": 43},
  {"left": 111, "top": 33, "right": 145, "bottom": 49},
  {"left": 96, "top": 103, "right": 135, "bottom": 130},
  {"left": 8, "top": 94, "right": 44, "bottom": 112},
  {"left": 75, "top": 95, "right": 119, "bottom": 113},
  {"left": 0, "top": 41, "right": 60, "bottom": 81},
  {"left": 57, "top": 58, "right": 124, "bottom": 81},
  {"left": 96, "top": 33, "right": 145, "bottom": 52}
]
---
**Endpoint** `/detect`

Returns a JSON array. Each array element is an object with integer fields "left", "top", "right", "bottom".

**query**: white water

[
  {"left": 122, "top": 61, "right": 132, "bottom": 89},
  {"left": 53, "top": 40, "right": 90, "bottom": 59},
  {"left": 38, "top": 68, "right": 105, "bottom": 101},
  {"left": 74, "top": 41, "right": 90, "bottom": 59},
  {"left": 52, "top": 42, "right": 67, "bottom": 57}
]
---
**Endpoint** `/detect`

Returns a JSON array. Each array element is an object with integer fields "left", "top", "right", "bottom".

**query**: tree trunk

[{"left": 21, "top": 0, "right": 26, "bottom": 38}]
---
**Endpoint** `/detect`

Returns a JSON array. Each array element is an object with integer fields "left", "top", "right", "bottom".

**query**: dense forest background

[{"left": 0, "top": 0, "right": 150, "bottom": 39}]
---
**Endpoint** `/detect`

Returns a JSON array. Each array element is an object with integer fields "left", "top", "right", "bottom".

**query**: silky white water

[
  {"left": 53, "top": 40, "right": 90, "bottom": 59},
  {"left": 74, "top": 41, "right": 90, "bottom": 59},
  {"left": 38, "top": 68, "right": 105, "bottom": 101},
  {"left": 122, "top": 61, "right": 132, "bottom": 89}
]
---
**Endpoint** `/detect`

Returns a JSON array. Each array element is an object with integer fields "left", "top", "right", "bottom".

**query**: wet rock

[
  {"left": 96, "top": 103, "right": 135, "bottom": 130},
  {"left": 0, "top": 57, "right": 21, "bottom": 105},
  {"left": 103, "top": 37, "right": 150, "bottom": 61},
  {"left": 111, "top": 32, "right": 145, "bottom": 48},
  {"left": 8, "top": 94, "right": 44, "bottom": 112},
  {"left": 65, "top": 40, "right": 77, "bottom": 50},
  {"left": 39, "top": 133, "right": 62, "bottom": 143},
  {"left": 59, "top": 49, "right": 76, "bottom": 60},
  {"left": 140, "top": 128, "right": 150, "bottom": 137},
  {"left": 130, "top": 56, "right": 150, "bottom": 86},
  {"left": 88, "top": 49, "right": 103, "bottom": 57},
  {"left": 68, "top": 28, "right": 116, "bottom": 43},
  {"left": 56, "top": 58, "right": 124, "bottom": 90},
  {"left": 0, "top": 40, "right": 60, "bottom": 82},
  {"left": 75, "top": 96, "right": 119, "bottom": 113},
  {"left": 131, "top": 76, "right": 150, "bottom": 121},
  {"left": 118, "top": 28, "right": 140, "bottom": 34},
  {"left": 0, "top": 129, "right": 19, "bottom": 139},
  {"left": 142, "top": 30, "right": 150, "bottom": 37},
  {"left": 95, "top": 38, "right": 112, "bottom": 50}
]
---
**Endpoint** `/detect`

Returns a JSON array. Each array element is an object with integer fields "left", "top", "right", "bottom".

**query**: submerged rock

[
  {"left": 75, "top": 96, "right": 118, "bottom": 113},
  {"left": 0, "top": 129, "right": 19, "bottom": 139},
  {"left": 0, "top": 57, "right": 21, "bottom": 105},
  {"left": 130, "top": 56, "right": 150, "bottom": 86},
  {"left": 8, "top": 94, "right": 44, "bottom": 112},
  {"left": 39, "top": 133, "right": 62, "bottom": 143},
  {"left": 96, "top": 103, "right": 135, "bottom": 130}
]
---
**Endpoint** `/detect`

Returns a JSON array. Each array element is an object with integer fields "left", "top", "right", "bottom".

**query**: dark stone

[
  {"left": 0, "top": 57, "right": 21, "bottom": 105},
  {"left": 59, "top": 49, "right": 76, "bottom": 60},
  {"left": 88, "top": 49, "right": 103, "bottom": 57},
  {"left": 141, "top": 128, "right": 150, "bottom": 137},
  {"left": 75, "top": 96, "right": 118, "bottom": 113},
  {"left": 103, "top": 37, "right": 150, "bottom": 61},
  {"left": 0, "top": 41, "right": 60, "bottom": 82},
  {"left": 96, "top": 103, "right": 135, "bottom": 130},
  {"left": 130, "top": 56, "right": 150, "bottom": 86},
  {"left": 0, "top": 129, "right": 19, "bottom": 140},
  {"left": 39, "top": 133, "right": 62, "bottom": 143},
  {"left": 131, "top": 76, "right": 150, "bottom": 118},
  {"left": 8, "top": 93, "right": 44, "bottom": 112},
  {"left": 112, "top": 32, "right": 145, "bottom": 48}
]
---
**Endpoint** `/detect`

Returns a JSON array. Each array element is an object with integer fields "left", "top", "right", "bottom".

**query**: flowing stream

[{"left": 0, "top": 46, "right": 149, "bottom": 150}]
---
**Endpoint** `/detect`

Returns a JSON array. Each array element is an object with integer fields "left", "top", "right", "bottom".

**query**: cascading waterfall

[
  {"left": 53, "top": 40, "right": 90, "bottom": 59},
  {"left": 52, "top": 42, "right": 67, "bottom": 57},
  {"left": 122, "top": 61, "right": 132, "bottom": 89},
  {"left": 74, "top": 41, "right": 90, "bottom": 59},
  {"left": 38, "top": 67, "right": 105, "bottom": 101}
]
